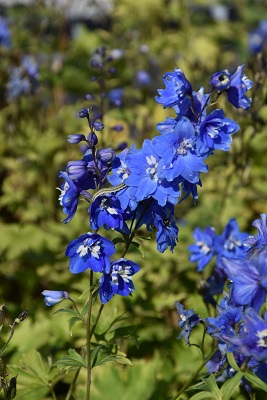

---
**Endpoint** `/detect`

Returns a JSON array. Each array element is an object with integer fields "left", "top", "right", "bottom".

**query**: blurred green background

[{"left": 0, "top": 0, "right": 267, "bottom": 398}]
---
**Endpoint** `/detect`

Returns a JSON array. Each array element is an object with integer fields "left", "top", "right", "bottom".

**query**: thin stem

[
  {"left": 171, "top": 347, "right": 218, "bottom": 400},
  {"left": 65, "top": 367, "right": 81, "bottom": 400},
  {"left": 0, "top": 323, "right": 16, "bottom": 356},
  {"left": 50, "top": 384, "right": 57, "bottom": 400},
  {"left": 64, "top": 304, "right": 104, "bottom": 400},
  {"left": 86, "top": 270, "right": 94, "bottom": 400},
  {"left": 90, "top": 304, "right": 104, "bottom": 340}
]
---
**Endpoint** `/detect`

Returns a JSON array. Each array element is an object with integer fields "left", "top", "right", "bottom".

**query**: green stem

[
  {"left": 90, "top": 304, "right": 104, "bottom": 340},
  {"left": 65, "top": 367, "right": 81, "bottom": 400},
  {"left": 171, "top": 347, "right": 218, "bottom": 400},
  {"left": 86, "top": 270, "right": 94, "bottom": 400}
]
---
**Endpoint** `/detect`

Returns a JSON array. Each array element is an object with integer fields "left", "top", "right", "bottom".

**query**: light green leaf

[
  {"left": 190, "top": 391, "right": 218, "bottom": 400},
  {"left": 226, "top": 353, "right": 239, "bottom": 372},
  {"left": 220, "top": 371, "right": 243, "bottom": 399},
  {"left": 68, "top": 316, "right": 82, "bottom": 336},
  {"left": 131, "top": 241, "right": 145, "bottom": 257},
  {"left": 53, "top": 308, "right": 83, "bottom": 320},
  {"left": 202, "top": 374, "right": 221, "bottom": 397},
  {"left": 53, "top": 348, "right": 87, "bottom": 370}
]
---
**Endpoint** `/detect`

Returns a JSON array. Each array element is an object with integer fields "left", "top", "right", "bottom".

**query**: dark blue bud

[
  {"left": 111, "top": 125, "right": 124, "bottom": 132},
  {"left": 91, "top": 59, "right": 100, "bottom": 68},
  {"left": 87, "top": 132, "right": 98, "bottom": 146},
  {"left": 109, "top": 67, "right": 116, "bottom": 74},
  {"left": 78, "top": 108, "right": 89, "bottom": 118},
  {"left": 98, "top": 147, "right": 115, "bottom": 163},
  {"left": 67, "top": 134, "right": 86, "bottom": 144},
  {"left": 67, "top": 160, "right": 88, "bottom": 180},
  {"left": 93, "top": 120, "right": 105, "bottom": 131}
]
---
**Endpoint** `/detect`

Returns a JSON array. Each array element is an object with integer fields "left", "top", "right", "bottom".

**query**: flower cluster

[
  {"left": 180, "top": 214, "right": 267, "bottom": 388},
  {"left": 43, "top": 61, "right": 252, "bottom": 305}
]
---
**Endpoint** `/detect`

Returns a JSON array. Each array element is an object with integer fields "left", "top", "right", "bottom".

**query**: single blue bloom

[
  {"left": 175, "top": 301, "right": 202, "bottom": 346},
  {"left": 210, "top": 65, "right": 253, "bottom": 110},
  {"left": 188, "top": 226, "right": 217, "bottom": 271},
  {"left": 152, "top": 117, "right": 208, "bottom": 184},
  {"left": 209, "top": 69, "right": 231, "bottom": 91},
  {"left": 222, "top": 252, "right": 267, "bottom": 311},
  {"left": 67, "top": 134, "right": 86, "bottom": 144},
  {"left": 244, "top": 213, "right": 267, "bottom": 256},
  {"left": 41, "top": 290, "right": 70, "bottom": 306},
  {"left": 136, "top": 70, "right": 151, "bottom": 86},
  {"left": 179, "top": 179, "right": 202, "bottom": 204},
  {"left": 109, "top": 88, "right": 123, "bottom": 106},
  {"left": 206, "top": 295, "right": 244, "bottom": 343},
  {"left": 89, "top": 194, "right": 127, "bottom": 232},
  {"left": 66, "top": 232, "right": 116, "bottom": 274},
  {"left": 222, "top": 308, "right": 267, "bottom": 362},
  {"left": 99, "top": 258, "right": 140, "bottom": 303},
  {"left": 215, "top": 218, "right": 248, "bottom": 268},
  {"left": 155, "top": 68, "right": 192, "bottom": 109},
  {"left": 0, "top": 16, "right": 11, "bottom": 48},
  {"left": 58, "top": 171, "right": 82, "bottom": 223},
  {"left": 152, "top": 203, "right": 179, "bottom": 253},
  {"left": 198, "top": 268, "right": 225, "bottom": 306},
  {"left": 198, "top": 109, "right": 239, "bottom": 156},
  {"left": 125, "top": 139, "right": 181, "bottom": 206}
]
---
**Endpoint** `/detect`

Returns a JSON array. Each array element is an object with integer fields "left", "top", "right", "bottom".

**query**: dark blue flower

[
  {"left": 152, "top": 203, "right": 179, "bottom": 253},
  {"left": 209, "top": 69, "right": 231, "bottom": 91},
  {"left": 66, "top": 232, "right": 116, "bottom": 274},
  {"left": 206, "top": 295, "right": 244, "bottom": 343},
  {"left": 175, "top": 301, "right": 202, "bottom": 346},
  {"left": 222, "top": 308, "right": 267, "bottom": 362},
  {"left": 215, "top": 218, "right": 248, "bottom": 268},
  {"left": 89, "top": 194, "right": 126, "bottom": 232},
  {"left": 67, "top": 134, "right": 86, "bottom": 144},
  {"left": 99, "top": 259, "right": 140, "bottom": 303},
  {"left": 222, "top": 252, "right": 267, "bottom": 311},
  {"left": 41, "top": 290, "right": 70, "bottom": 306},
  {"left": 244, "top": 213, "right": 267, "bottom": 256},
  {"left": 188, "top": 226, "right": 217, "bottom": 271},
  {"left": 58, "top": 172, "right": 82, "bottom": 223},
  {"left": 155, "top": 68, "right": 192, "bottom": 109},
  {"left": 248, "top": 21, "right": 267, "bottom": 54},
  {"left": 210, "top": 65, "right": 253, "bottom": 110}
]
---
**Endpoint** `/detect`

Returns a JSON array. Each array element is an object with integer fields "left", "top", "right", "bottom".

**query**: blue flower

[
  {"left": 209, "top": 69, "right": 231, "bottom": 91},
  {"left": 198, "top": 109, "right": 239, "bottom": 156},
  {"left": 188, "top": 226, "right": 217, "bottom": 271},
  {"left": 175, "top": 302, "right": 202, "bottom": 346},
  {"left": 222, "top": 308, "right": 267, "bottom": 362},
  {"left": 99, "top": 259, "right": 140, "bottom": 303},
  {"left": 125, "top": 140, "right": 181, "bottom": 206},
  {"left": 152, "top": 117, "right": 208, "bottom": 184},
  {"left": 152, "top": 203, "right": 179, "bottom": 253},
  {"left": 58, "top": 172, "right": 82, "bottom": 223},
  {"left": 222, "top": 252, "right": 267, "bottom": 311},
  {"left": 0, "top": 16, "right": 11, "bottom": 48},
  {"left": 210, "top": 65, "right": 253, "bottom": 110},
  {"left": 66, "top": 232, "right": 116, "bottom": 274},
  {"left": 215, "top": 218, "right": 248, "bottom": 268},
  {"left": 155, "top": 68, "right": 192, "bottom": 109},
  {"left": 244, "top": 213, "right": 267, "bottom": 256},
  {"left": 41, "top": 290, "right": 70, "bottom": 306},
  {"left": 206, "top": 295, "right": 244, "bottom": 343},
  {"left": 89, "top": 194, "right": 127, "bottom": 232}
]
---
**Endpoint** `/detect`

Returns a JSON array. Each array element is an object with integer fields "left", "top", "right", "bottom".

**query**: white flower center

[
  {"left": 76, "top": 239, "right": 101, "bottom": 259},
  {"left": 256, "top": 329, "right": 267, "bottom": 348},
  {"left": 57, "top": 182, "right": 69, "bottom": 205},
  {"left": 146, "top": 155, "right": 159, "bottom": 181},
  {"left": 177, "top": 138, "right": 193, "bottom": 155}
]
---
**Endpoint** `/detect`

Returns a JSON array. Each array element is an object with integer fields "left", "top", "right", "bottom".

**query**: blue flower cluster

[
  {"left": 44, "top": 63, "right": 252, "bottom": 305},
  {"left": 180, "top": 214, "right": 267, "bottom": 388}
]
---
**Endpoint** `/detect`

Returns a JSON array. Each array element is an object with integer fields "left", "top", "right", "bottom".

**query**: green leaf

[
  {"left": 190, "top": 391, "right": 218, "bottom": 400},
  {"left": 53, "top": 348, "right": 87, "bottom": 371},
  {"left": 53, "top": 308, "right": 83, "bottom": 321},
  {"left": 226, "top": 353, "right": 239, "bottom": 372},
  {"left": 131, "top": 241, "right": 145, "bottom": 257},
  {"left": 202, "top": 374, "right": 221, "bottom": 397},
  {"left": 68, "top": 316, "right": 81, "bottom": 336},
  {"left": 220, "top": 371, "right": 243, "bottom": 400},
  {"left": 243, "top": 371, "right": 267, "bottom": 392}
]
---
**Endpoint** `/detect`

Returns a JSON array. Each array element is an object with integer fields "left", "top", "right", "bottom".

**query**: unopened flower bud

[
  {"left": 93, "top": 121, "right": 104, "bottom": 131},
  {"left": 67, "top": 134, "right": 86, "bottom": 144},
  {"left": 98, "top": 147, "right": 115, "bottom": 163},
  {"left": 41, "top": 290, "right": 70, "bottom": 306}
]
